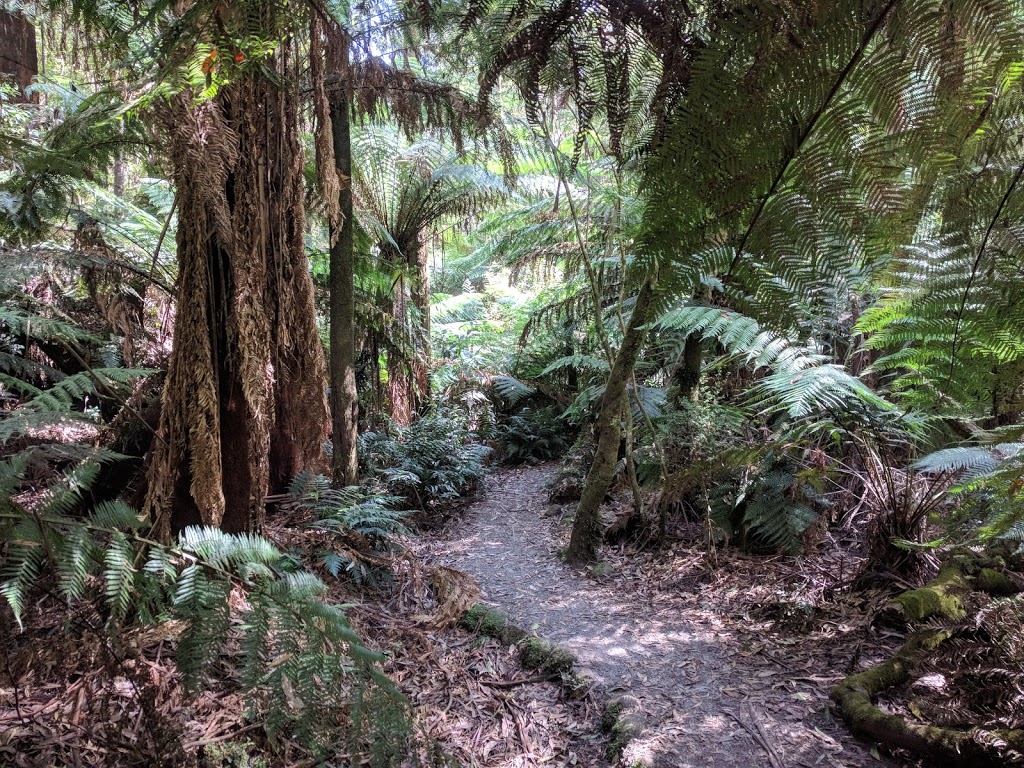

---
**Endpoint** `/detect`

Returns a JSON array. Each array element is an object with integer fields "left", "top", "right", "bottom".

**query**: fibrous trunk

[
  {"left": 146, "top": 69, "right": 327, "bottom": 540},
  {"left": 674, "top": 333, "right": 702, "bottom": 403},
  {"left": 387, "top": 276, "right": 413, "bottom": 426}
]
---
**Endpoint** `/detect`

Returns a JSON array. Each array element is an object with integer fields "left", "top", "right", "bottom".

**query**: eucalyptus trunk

[
  {"left": 0, "top": 10, "right": 36, "bottom": 102},
  {"left": 566, "top": 277, "right": 656, "bottom": 565}
]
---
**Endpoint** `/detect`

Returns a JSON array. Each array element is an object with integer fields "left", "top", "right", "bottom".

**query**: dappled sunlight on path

[{"left": 422, "top": 463, "right": 909, "bottom": 768}]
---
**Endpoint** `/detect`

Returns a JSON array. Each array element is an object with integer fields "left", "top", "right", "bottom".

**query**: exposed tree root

[
  {"left": 832, "top": 548, "right": 1024, "bottom": 766},
  {"left": 882, "top": 548, "right": 1019, "bottom": 622}
]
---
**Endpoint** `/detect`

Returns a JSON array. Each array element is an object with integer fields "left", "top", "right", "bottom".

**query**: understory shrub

[
  {"left": 359, "top": 407, "right": 490, "bottom": 516},
  {"left": 495, "top": 404, "right": 574, "bottom": 464},
  {"left": 0, "top": 305, "right": 418, "bottom": 761},
  {"left": 287, "top": 469, "right": 408, "bottom": 586}
]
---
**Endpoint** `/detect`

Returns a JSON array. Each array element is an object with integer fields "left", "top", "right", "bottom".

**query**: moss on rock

[
  {"left": 601, "top": 700, "right": 623, "bottom": 732},
  {"left": 607, "top": 712, "right": 644, "bottom": 762},
  {"left": 884, "top": 549, "right": 1020, "bottom": 623},
  {"left": 518, "top": 637, "right": 575, "bottom": 676},
  {"left": 460, "top": 604, "right": 507, "bottom": 636}
]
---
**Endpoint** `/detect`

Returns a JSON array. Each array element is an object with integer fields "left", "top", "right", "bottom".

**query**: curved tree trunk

[
  {"left": 566, "top": 277, "right": 655, "bottom": 565},
  {"left": 146, "top": 65, "right": 327, "bottom": 540}
]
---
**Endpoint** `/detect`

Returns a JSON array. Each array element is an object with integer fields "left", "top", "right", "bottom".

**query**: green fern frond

[
  {"left": 491, "top": 374, "right": 536, "bottom": 405},
  {"left": 0, "top": 528, "right": 45, "bottom": 630},
  {"left": 103, "top": 530, "right": 136, "bottom": 624}
]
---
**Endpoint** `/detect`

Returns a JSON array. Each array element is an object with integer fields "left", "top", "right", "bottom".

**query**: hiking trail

[{"left": 422, "top": 462, "right": 905, "bottom": 768}]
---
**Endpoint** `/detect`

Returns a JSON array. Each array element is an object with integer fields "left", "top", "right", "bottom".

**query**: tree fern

[
  {"left": 916, "top": 441, "right": 1024, "bottom": 541},
  {"left": 655, "top": 303, "right": 897, "bottom": 422},
  {"left": 0, "top": 86, "right": 149, "bottom": 243}
]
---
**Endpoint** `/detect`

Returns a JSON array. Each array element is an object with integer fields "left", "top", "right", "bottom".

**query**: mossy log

[
  {"left": 460, "top": 605, "right": 575, "bottom": 677},
  {"left": 883, "top": 548, "right": 1020, "bottom": 622},
  {"left": 602, "top": 694, "right": 646, "bottom": 763},
  {"left": 830, "top": 629, "right": 1024, "bottom": 766},
  {"left": 833, "top": 549, "right": 1024, "bottom": 765}
]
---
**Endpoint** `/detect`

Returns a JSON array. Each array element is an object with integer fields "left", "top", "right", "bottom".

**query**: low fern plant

[
  {"left": 915, "top": 439, "right": 1024, "bottom": 543},
  {"left": 495, "top": 405, "right": 573, "bottom": 464},
  {"left": 707, "top": 454, "right": 826, "bottom": 555},
  {"left": 0, "top": 496, "right": 413, "bottom": 755},
  {"left": 359, "top": 407, "right": 491, "bottom": 513},
  {"left": 0, "top": 305, "right": 415, "bottom": 759},
  {"left": 287, "top": 469, "right": 409, "bottom": 585}
]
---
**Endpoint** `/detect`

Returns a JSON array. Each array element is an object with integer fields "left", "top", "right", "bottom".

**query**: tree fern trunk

[
  {"left": 566, "top": 277, "right": 655, "bottom": 565},
  {"left": 146, "top": 48, "right": 327, "bottom": 539},
  {"left": 674, "top": 333, "right": 702, "bottom": 403},
  {"left": 266, "top": 59, "right": 330, "bottom": 492},
  {"left": 410, "top": 239, "right": 432, "bottom": 414},
  {"left": 388, "top": 275, "right": 413, "bottom": 426}
]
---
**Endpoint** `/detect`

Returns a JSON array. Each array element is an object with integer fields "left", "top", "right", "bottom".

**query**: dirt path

[{"left": 423, "top": 463, "right": 904, "bottom": 768}]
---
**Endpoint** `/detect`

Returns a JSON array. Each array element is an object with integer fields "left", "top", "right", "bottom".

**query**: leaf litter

[{"left": 420, "top": 462, "right": 927, "bottom": 768}]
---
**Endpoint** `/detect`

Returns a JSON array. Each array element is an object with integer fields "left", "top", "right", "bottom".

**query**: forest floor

[
  {"left": 420, "top": 462, "right": 921, "bottom": 768},
  {"left": 0, "top": 461, "right": 930, "bottom": 768}
]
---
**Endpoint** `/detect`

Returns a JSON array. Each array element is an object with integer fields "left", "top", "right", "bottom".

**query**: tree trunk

[
  {"left": 566, "top": 277, "right": 656, "bottom": 565},
  {"left": 327, "top": 43, "right": 359, "bottom": 487},
  {"left": 385, "top": 268, "right": 414, "bottom": 426},
  {"left": 990, "top": 359, "right": 1024, "bottom": 428},
  {"left": 265, "top": 59, "right": 330, "bottom": 492},
  {"left": 674, "top": 333, "right": 702, "bottom": 403},
  {"left": 410, "top": 240, "right": 431, "bottom": 414},
  {"left": 0, "top": 11, "right": 36, "bottom": 102},
  {"left": 146, "top": 65, "right": 327, "bottom": 540}
]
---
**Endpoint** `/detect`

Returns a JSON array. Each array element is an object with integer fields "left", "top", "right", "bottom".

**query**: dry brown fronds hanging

[
  {"left": 146, "top": 95, "right": 236, "bottom": 539},
  {"left": 310, "top": 15, "right": 344, "bottom": 237},
  {"left": 146, "top": 38, "right": 328, "bottom": 538}
]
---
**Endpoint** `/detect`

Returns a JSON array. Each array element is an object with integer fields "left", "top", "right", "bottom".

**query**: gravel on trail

[{"left": 421, "top": 463, "right": 909, "bottom": 768}]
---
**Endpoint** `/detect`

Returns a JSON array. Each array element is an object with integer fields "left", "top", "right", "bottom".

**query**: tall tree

[
  {"left": 311, "top": 16, "right": 360, "bottom": 486},
  {"left": 311, "top": 6, "right": 508, "bottom": 462},
  {"left": 145, "top": 2, "right": 328, "bottom": 539},
  {"left": 0, "top": 9, "right": 37, "bottom": 102},
  {"left": 351, "top": 128, "right": 505, "bottom": 424}
]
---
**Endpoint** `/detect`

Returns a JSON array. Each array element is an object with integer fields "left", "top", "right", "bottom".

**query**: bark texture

[
  {"left": 0, "top": 11, "right": 36, "bottom": 102},
  {"left": 318, "top": 26, "right": 360, "bottom": 486},
  {"left": 566, "top": 277, "right": 655, "bottom": 565},
  {"left": 674, "top": 333, "right": 702, "bottom": 403},
  {"left": 146, "top": 67, "right": 327, "bottom": 540}
]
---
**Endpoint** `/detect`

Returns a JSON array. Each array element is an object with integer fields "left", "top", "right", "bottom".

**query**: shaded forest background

[{"left": 1, "top": 1, "right": 1023, "bottom": 766}]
